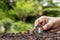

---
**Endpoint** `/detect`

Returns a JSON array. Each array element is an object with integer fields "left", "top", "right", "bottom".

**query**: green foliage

[
  {"left": 2, "top": 18, "right": 13, "bottom": 33},
  {"left": 10, "top": 21, "right": 33, "bottom": 33},
  {"left": 0, "top": 9, "right": 6, "bottom": 19},
  {"left": 13, "top": 0, "right": 42, "bottom": 21},
  {"left": 14, "top": 1, "right": 34, "bottom": 20},
  {"left": 0, "top": 0, "right": 60, "bottom": 33}
]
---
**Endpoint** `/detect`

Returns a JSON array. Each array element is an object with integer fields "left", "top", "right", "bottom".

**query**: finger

[
  {"left": 34, "top": 19, "right": 42, "bottom": 29},
  {"left": 50, "top": 27, "right": 60, "bottom": 32},
  {"left": 34, "top": 17, "right": 45, "bottom": 28},
  {"left": 34, "top": 20, "right": 39, "bottom": 28},
  {"left": 38, "top": 16, "right": 47, "bottom": 26},
  {"left": 34, "top": 16, "right": 47, "bottom": 28},
  {"left": 41, "top": 17, "right": 47, "bottom": 26},
  {"left": 52, "top": 24, "right": 57, "bottom": 28},
  {"left": 43, "top": 20, "right": 54, "bottom": 30}
]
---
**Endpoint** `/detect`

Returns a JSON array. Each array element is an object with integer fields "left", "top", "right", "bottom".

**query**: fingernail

[{"left": 43, "top": 26, "right": 47, "bottom": 30}]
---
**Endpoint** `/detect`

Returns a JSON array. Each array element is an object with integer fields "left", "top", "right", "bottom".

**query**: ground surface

[{"left": 0, "top": 30, "right": 60, "bottom": 40}]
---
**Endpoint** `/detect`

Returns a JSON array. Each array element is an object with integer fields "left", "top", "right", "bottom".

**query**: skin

[{"left": 34, "top": 16, "right": 60, "bottom": 32}]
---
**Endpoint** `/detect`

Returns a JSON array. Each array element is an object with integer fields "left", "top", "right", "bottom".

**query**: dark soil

[
  {"left": 0, "top": 25, "right": 60, "bottom": 40},
  {"left": 0, "top": 30, "right": 60, "bottom": 40}
]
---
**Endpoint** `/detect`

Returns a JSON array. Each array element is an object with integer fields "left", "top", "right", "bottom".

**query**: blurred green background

[{"left": 0, "top": 0, "right": 60, "bottom": 33}]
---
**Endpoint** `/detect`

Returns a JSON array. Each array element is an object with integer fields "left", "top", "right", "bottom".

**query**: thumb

[{"left": 43, "top": 21, "right": 54, "bottom": 30}]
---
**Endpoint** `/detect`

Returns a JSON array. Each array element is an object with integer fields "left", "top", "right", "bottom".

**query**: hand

[{"left": 34, "top": 16, "right": 60, "bottom": 32}]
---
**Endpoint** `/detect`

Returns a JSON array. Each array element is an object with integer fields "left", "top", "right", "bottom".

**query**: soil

[
  {"left": 0, "top": 25, "right": 60, "bottom": 40},
  {"left": 0, "top": 30, "right": 60, "bottom": 40}
]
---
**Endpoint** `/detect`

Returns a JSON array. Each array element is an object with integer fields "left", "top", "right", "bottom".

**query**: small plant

[{"left": 2, "top": 18, "right": 13, "bottom": 33}]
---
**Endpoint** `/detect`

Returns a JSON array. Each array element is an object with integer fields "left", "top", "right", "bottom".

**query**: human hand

[{"left": 34, "top": 16, "right": 60, "bottom": 32}]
